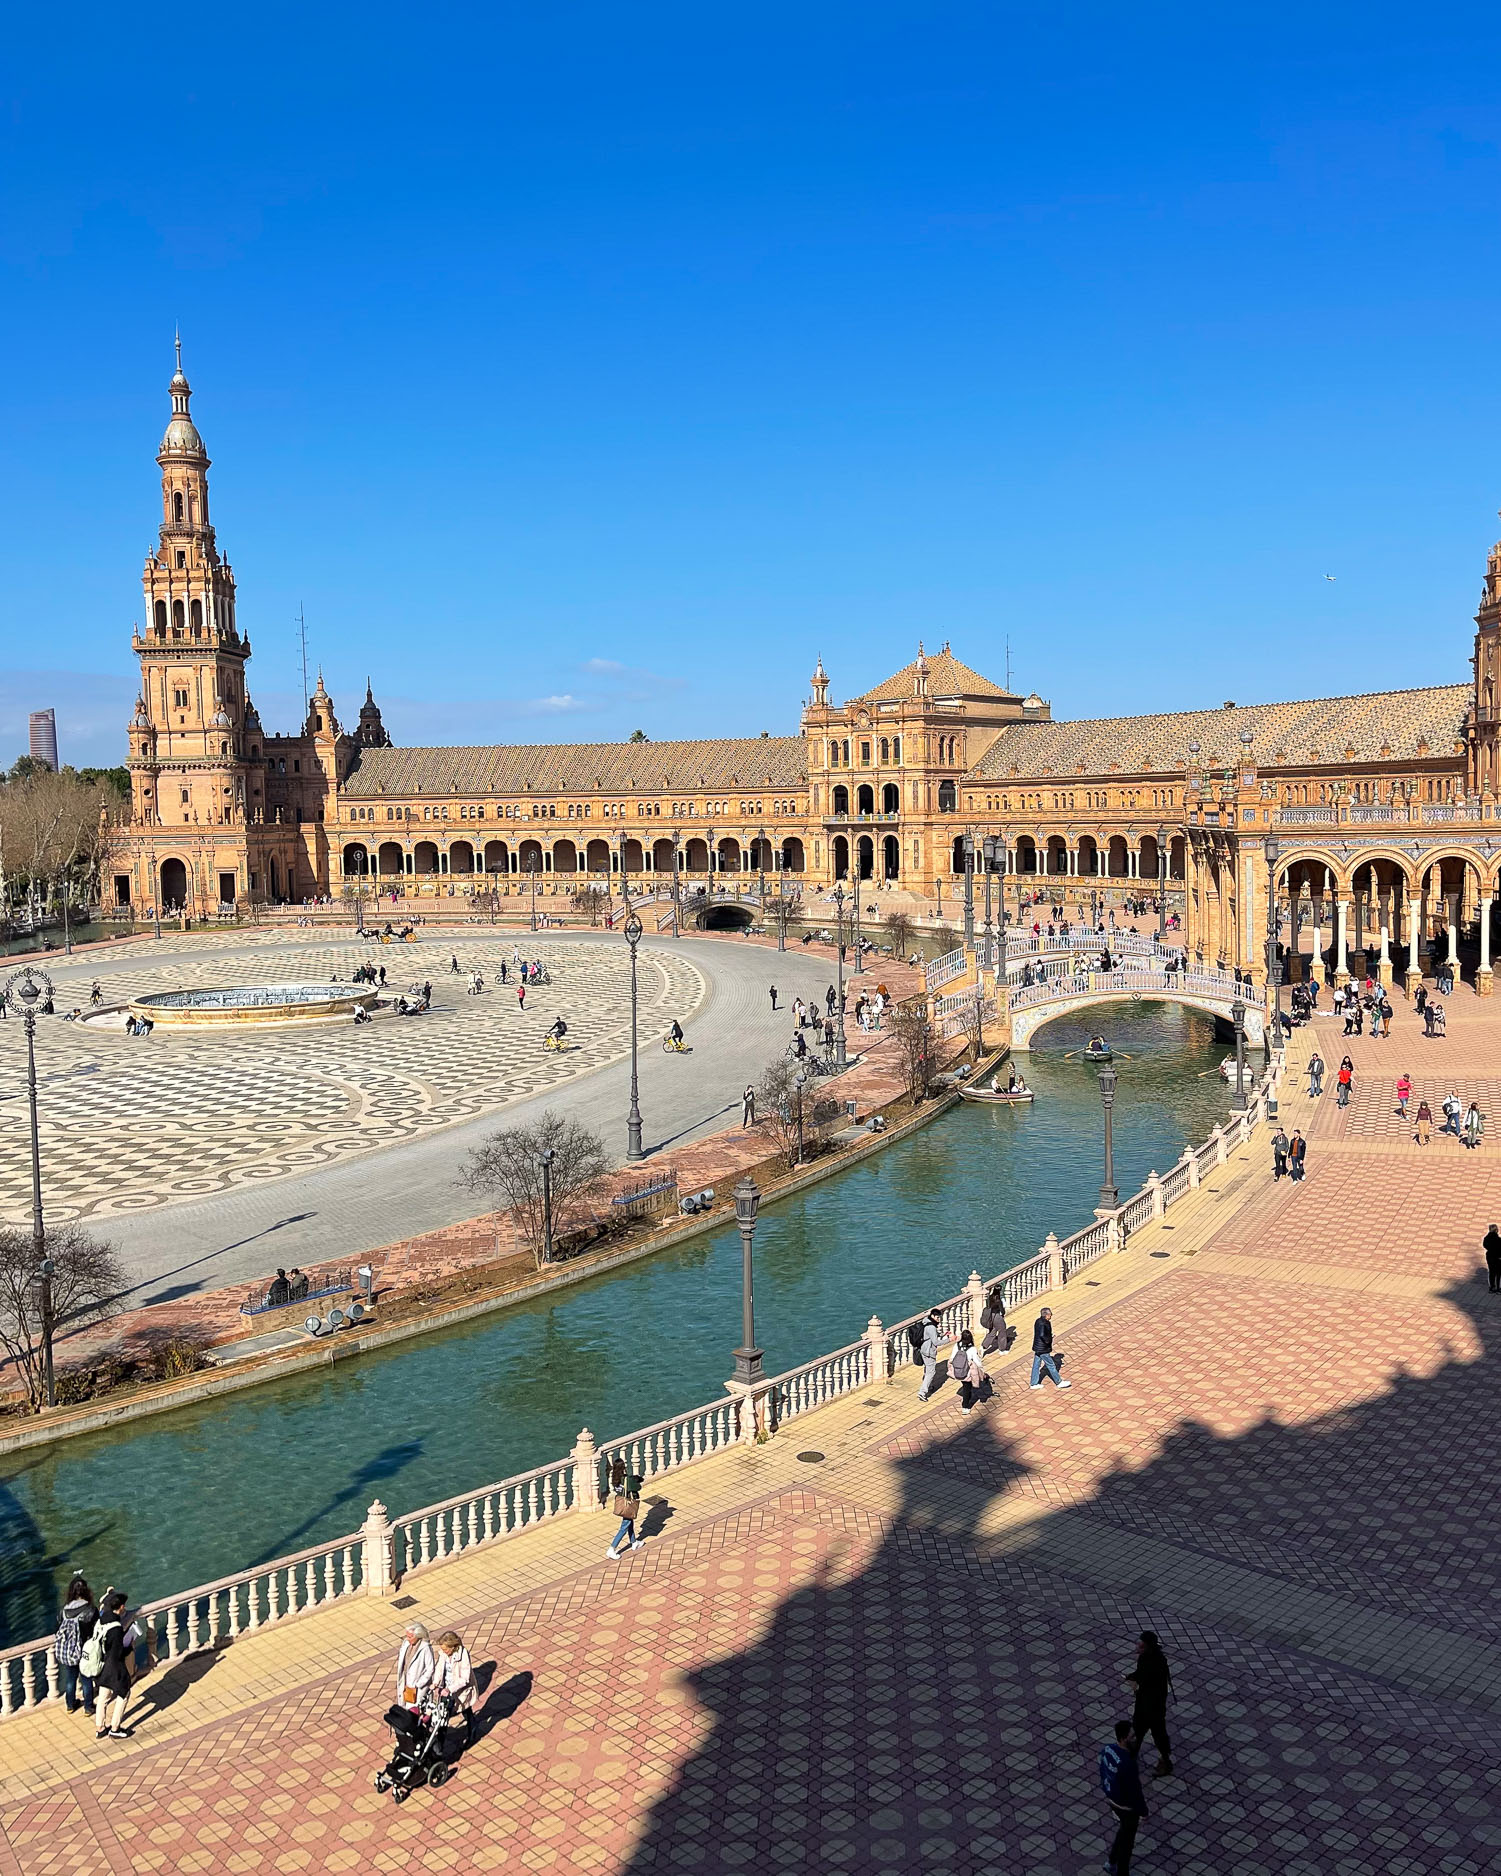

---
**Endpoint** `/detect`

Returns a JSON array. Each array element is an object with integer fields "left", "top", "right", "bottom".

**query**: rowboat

[
  {"left": 1082, "top": 1045, "right": 1113, "bottom": 1062},
  {"left": 959, "top": 1087, "right": 1036, "bottom": 1104}
]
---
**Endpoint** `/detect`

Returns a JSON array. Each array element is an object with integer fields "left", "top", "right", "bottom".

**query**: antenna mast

[
  {"left": 297, "top": 606, "right": 310, "bottom": 717},
  {"left": 1005, "top": 635, "right": 1012, "bottom": 692}
]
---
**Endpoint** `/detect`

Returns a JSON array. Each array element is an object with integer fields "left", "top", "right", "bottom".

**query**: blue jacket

[{"left": 1099, "top": 1742, "right": 1147, "bottom": 1816}]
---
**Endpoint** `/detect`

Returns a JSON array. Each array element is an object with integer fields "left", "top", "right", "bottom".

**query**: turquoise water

[{"left": 0, "top": 1001, "right": 1230, "bottom": 1645}]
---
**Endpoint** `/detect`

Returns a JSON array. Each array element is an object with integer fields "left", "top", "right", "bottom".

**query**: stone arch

[
  {"left": 1076, "top": 835, "right": 1099, "bottom": 876},
  {"left": 483, "top": 839, "right": 509, "bottom": 873},
  {"left": 413, "top": 841, "right": 440, "bottom": 874},
  {"left": 341, "top": 842, "right": 370, "bottom": 875},
  {"left": 652, "top": 838, "right": 676, "bottom": 873},
  {"left": 1045, "top": 835, "right": 1068, "bottom": 875},
  {"left": 882, "top": 782, "right": 899, "bottom": 814},
  {"left": 159, "top": 856, "right": 188, "bottom": 909},
  {"left": 857, "top": 834, "right": 874, "bottom": 880},
  {"left": 781, "top": 836, "right": 806, "bottom": 873},
  {"left": 623, "top": 838, "right": 645, "bottom": 873},
  {"left": 856, "top": 783, "right": 875, "bottom": 815},
  {"left": 717, "top": 837, "right": 742, "bottom": 872},
  {"left": 518, "top": 839, "right": 544, "bottom": 875},
  {"left": 833, "top": 834, "right": 850, "bottom": 880},
  {"left": 1106, "top": 835, "right": 1129, "bottom": 878},
  {"left": 553, "top": 839, "right": 578, "bottom": 874},
  {"left": 448, "top": 840, "right": 475, "bottom": 873},
  {"left": 833, "top": 784, "right": 850, "bottom": 816},
  {"left": 1014, "top": 835, "right": 1038, "bottom": 874},
  {"left": 377, "top": 841, "right": 405, "bottom": 877},
  {"left": 684, "top": 837, "right": 710, "bottom": 873},
  {"left": 585, "top": 838, "right": 611, "bottom": 874},
  {"left": 938, "top": 780, "right": 957, "bottom": 813},
  {"left": 882, "top": 833, "right": 900, "bottom": 880}
]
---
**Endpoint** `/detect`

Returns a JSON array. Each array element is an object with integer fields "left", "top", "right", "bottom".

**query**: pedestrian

[
  {"left": 1415, "top": 982, "right": 1428, "bottom": 1015},
  {"left": 1098, "top": 1720, "right": 1148, "bottom": 1875},
  {"left": 53, "top": 1575, "right": 97, "bottom": 1716},
  {"left": 1464, "top": 1101, "right": 1484, "bottom": 1150},
  {"left": 84, "top": 1590, "right": 133, "bottom": 1739},
  {"left": 1333, "top": 982, "right": 1346, "bottom": 1017},
  {"left": 1030, "top": 1307, "right": 1071, "bottom": 1389},
  {"left": 1485, "top": 1224, "right": 1501, "bottom": 1293},
  {"left": 980, "top": 1284, "right": 1010, "bottom": 1356},
  {"left": 1380, "top": 995, "right": 1394, "bottom": 1034},
  {"left": 1336, "top": 1058, "right": 1354, "bottom": 1108},
  {"left": 450, "top": 953, "right": 460, "bottom": 974},
  {"left": 1423, "top": 1002, "right": 1436, "bottom": 1036},
  {"left": 607, "top": 1456, "right": 645, "bottom": 1558},
  {"left": 1288, "top": 1130, "right": 1306, "bottom": 1182},
  {"left": 395, "top": 1622, "right": 436, "bottom": 1710},
  {"left": 917, "top": 1310, "right": 940, "bottom": 1401},
  {"left": 742, "top": 1084, "right": 756, "bottom": 1128},
  {"left": 433, "top": 1630, "right": 477, "bottom": 1746},
  {"left": 826, "top": 984, "right": 836, "bottom": 1016},
  {"left": 1307, "top": 1051, "right": 1324, "bottom": 1098},
  {"left": 1396, "top": 1074, "right": 1412, "bottom": 1120},
  {"left": 499, "top": 959, "right": 507, "bottom": 984},
  {"left": 1443, "top": 1089, "right": 1462, "bottom": 1137},
  {"left": 950, "top": 1329, "right": 978, "bottom": 1410},
  {"left": 1271, "top": 1125, "right": 1289, "bottom": 1179},
  {"left": 1125, "top": 1630, "right": 1174, "bottom": 1777},
  {"left": 1415, "top": 1098, "right": 1433, "bottom": 1146},
  {"left": 517, "top": 983, "right": 526, "bottom": 1010},
  {"left": 769, "top": 985, "right": 778, "bottom": 1012}
]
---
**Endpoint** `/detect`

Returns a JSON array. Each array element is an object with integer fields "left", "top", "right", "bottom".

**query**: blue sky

[{"left": 3, "top": 3, "right": 1501, "bottom": 766}]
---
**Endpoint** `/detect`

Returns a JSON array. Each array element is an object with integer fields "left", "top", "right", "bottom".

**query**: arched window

[
  {"left": 882, "top": 782, "right": 899, "bottom": 814},
  {"left": 172, "top": 599, "right": 185, "bottom": 634},
  {"left": 857, "top": 783, "right": 875, "bottom": 815},
  {"left": 172, "top": 491, "right": 184, "bottom": 524},
  {"left": 937, "top": 780, "right": 957, "bottom": 812},
  {"left": 190, "top": 598, "right": 203, "bottom": 635},
  {"left": 154, "top": 600, "right": 168, "bottom": 637},
  {"left": 833, "top": 784, "right": 849, "bottom": 815}
]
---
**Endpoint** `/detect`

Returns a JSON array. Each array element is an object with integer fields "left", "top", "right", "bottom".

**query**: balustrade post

[
  {"left": 572, "top": 1426, "right": 602, "bottom": 1512},
  {"left": 966, "top": 1270, "right": 986, "bottom": 1339},
  {"left": 1212, "top": 1122, "right": 1227, "bottom": 1166},
  {"left": 361, "top": 1497, "right": 396, "bottom": 1596},
  {"left": 865, "top": 1314, "right": 889, "bottom": 1386},
  {"left": 1187, "top": 1148, "right": 1201, "bottom": 1191},
  {"left": 1045, "top": 1232, "right": 1064, "bottom": 1291},
  {"left": 1146, "top": 1170, "right": 1164, "bottom": 1220}
]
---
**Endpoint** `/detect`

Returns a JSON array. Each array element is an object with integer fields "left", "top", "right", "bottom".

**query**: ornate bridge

[{"left": 1006, "top": 962, "right": 1265, "bottom": 1052}]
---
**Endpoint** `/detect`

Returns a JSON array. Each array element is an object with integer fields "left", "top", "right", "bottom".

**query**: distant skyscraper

[{"left": 28, "top": 709, "right": 59, "bottom": 772}]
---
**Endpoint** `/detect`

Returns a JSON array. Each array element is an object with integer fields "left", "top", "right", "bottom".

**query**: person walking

[
  {"left": 1271, "top": 1125, "right": 1289, "bottom": 1180},
  {"left": 742, "top": 1084, "right": 756, "bottom": 1129},
  {"left": 950, "top": 1329, "right": 977, "bottom": 1411},
  {"left": 1464, "top": 1101, "right": 1485, "bottom": 1150},
  {"left": 607, "top": 1457, "right": 645, "bottom": 1558},
  {"left": 1099, "top": 1721, "right": 1148, "bottom": 1874},
  {"left": 1396, "top": 1074, "right": 1412, "bottom": 1121},
  {"left": 1125, "top": 1631, "right": 1174, "bottom": 1777},
  {"left": 1307, "top": 1051, "right": 1324, "bottom": 1098},
  {"left": 1484, "top": 1224, "right": 1501, "bottom": 1294},
  {"left": 1030, "top": 1307, "right": 1071, "bottom": 1389},
  {"left": 825, "top": 984, "right": 836, "bottom": 1017},
  {"left": 1288, "top": 1130, "right": 1307, "bottom": 1182},
  {"left": 980, "top": 1285, "right": 1010, "bottom": 1357},
  {"left": 1336, "top": 1058, "right": 1354, "bottom": 1108},
  {"left": 517, "top": 983, "right": 526, "bottom": 1011},
  {"left": 917, "top": 1310, "right": 940, "bottom": 1401},
  {"left": 433, "top": 1630, "right": 477, "bottom": 1746},
  {"left": 53, "top": 1576, "right": 97, "bottom": 1716},
  {"left": 85, "top": 1590, "right": 133, "bottom": 1739},
  {"left": 1415, "top": 1098, "right": 1433, "bottom": 1146},
  {"left": 769, "top": 985, "right": 778, "bottom": 1012},
  {"left": 450, "top": 954, "right": 461, "bottom": 975},
  {"left": 1443, "top": 1089, "right": 1462, "bottom": 1138},
  {"left": 1415, "top": 982, "right": 1428, "bottom": 1016},
  {"left": 395, "top": 1621, "right": 436, "bottom": 1710}
]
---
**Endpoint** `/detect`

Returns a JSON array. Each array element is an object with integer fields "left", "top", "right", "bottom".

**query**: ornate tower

[
  {"left": 128, "top": 342, "right": 252, "bottom": 833},
  {"left": 1470, "top": 520, "right": 1501, "bottom": 799}
]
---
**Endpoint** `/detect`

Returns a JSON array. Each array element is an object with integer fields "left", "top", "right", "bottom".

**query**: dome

[
  {"left": 244, "top": 700, "right": 262, "bottom": 730},
  {"left": 160, "top": 414, "right": 205, "bottom": 455},
  {"left": 131, "top": 696, "right": 151, "bottom": 728},
  {"left": 210, "top": 707, "right": 232, "bottom": 728}
]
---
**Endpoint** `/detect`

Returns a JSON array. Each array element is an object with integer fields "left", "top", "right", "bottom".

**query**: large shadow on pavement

[{"left": 616, "top": 1264, "right": 1501, "bottom": 1874}]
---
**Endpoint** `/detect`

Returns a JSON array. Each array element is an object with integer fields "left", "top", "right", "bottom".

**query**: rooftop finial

[{"left": 175, "top": 328, "right": 182, "bottom": 373}]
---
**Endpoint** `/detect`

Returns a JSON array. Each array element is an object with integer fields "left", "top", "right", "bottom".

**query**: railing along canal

[{"left": 0, "top": 1060, "right": 1281, "bottom": 1720}]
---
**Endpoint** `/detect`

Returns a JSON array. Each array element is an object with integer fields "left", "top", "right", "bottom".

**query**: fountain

[{"left": 126, "top": 983, "right": 379, "bottom": 1028}]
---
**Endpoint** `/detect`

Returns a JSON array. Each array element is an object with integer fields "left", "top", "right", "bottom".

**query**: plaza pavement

[
  {"left": 4, "top": 929, "right": 835, "bottom": 1294},
  {"left": 4, "top": 983, "right": 1501, "bottom": 1871}
]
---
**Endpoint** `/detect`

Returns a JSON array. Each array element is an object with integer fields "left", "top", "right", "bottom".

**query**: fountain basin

[{"left": 127, "top": 983, "right": 379, "bottom": 1027}]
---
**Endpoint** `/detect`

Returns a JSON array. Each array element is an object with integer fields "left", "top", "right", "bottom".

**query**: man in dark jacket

[
  {"left": 1484, "top": 1223, "right": 1501, "bottom": 1294},
  {"left": 1125, "top": 1630, "right": 1174, "bottom": 1776},
  {"left": 1271, "top": 1126, "right": 1289, "bottom": 1179},
  {"left": 1030, "top": 1307, "right": 1071, "bottom": 1389},
  {"left": 1098, "top": 1720, "right": 1147, "bottom": 1872}
]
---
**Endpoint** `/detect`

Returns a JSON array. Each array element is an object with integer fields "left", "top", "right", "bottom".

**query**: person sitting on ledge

[{"left": 266, "top": 1268, "right": 291, "bottom": 1308}]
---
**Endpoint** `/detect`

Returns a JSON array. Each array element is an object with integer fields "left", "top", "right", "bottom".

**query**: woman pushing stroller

[{"left": 376, "top": 1623, "right": 474, "bottom": 1799}]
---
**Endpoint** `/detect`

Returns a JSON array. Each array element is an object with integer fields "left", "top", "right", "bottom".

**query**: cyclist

[
  {"left": 89, "top": 981, "right": 103, "bottom": 1006},
  {"left": 545, "top": 1017, "right": 569, "bottom": 1050},
  {"left": 665, "top": 1018, "right": 685, "bottom": 1051}
]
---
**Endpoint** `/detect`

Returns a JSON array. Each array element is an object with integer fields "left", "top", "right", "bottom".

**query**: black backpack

[{"left": 906, "top": 1320, "right": 926, "bottom": 1357}]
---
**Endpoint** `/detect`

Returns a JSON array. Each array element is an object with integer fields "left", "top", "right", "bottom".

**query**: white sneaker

[
  {"left": 606, "top": 1547, "right": 620, "bottom": 1560},
  {"left": 630, "top": 1540, "right": 644, "bottom": 1551},
  {"left": 1056, "top": 1380, "right": 1073, "bottom": 1389},
  {"left": 1029, "top": 1382, "right": 1043, "bottom": 1389}
]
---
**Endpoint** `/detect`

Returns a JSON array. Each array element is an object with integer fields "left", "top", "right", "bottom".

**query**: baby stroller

[{"left": 374, "top": 1690, "right": 459, "bottom": 1801}]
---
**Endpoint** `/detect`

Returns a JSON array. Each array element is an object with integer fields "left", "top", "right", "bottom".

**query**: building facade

[{"left": 108, "top": 355, "right": 1501, "bottom": 988}]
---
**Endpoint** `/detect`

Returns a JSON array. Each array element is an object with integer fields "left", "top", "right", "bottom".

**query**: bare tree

[
  {"left": 889, "top": 1002, "right": 937, "bottom": 1103},
  {"left": 461, "top": 1109, "right": 611, "bottom": 1268},
  {"left": 570, "top": 884, "right": 609, "bottom": 927},
  {"left": 930, "top": 921, "right": 958, "bottom": 957},
  {"left": 768, "top": 881, "right": 803, "bottom": 947},
  {"left": 883, "top": 909, "right": 915, "bottom": 959},
  {"left": 0, "top": 1223, "right": 126, "bottom": 1413},
  {"left": 1, "top": 768, "right": 116, "bottom": 927},
  {"left": 757, "top": 1056, "right": 826, "bottom": 1169}
]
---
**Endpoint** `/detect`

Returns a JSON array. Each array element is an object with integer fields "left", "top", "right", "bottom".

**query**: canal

[{"left": 0, "top": 1001, "right": 1230, "bottom": 1646}]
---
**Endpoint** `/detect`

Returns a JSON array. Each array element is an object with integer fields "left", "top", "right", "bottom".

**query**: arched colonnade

[{"left": 337, "top": 834, "right": 807, "bottom": 883}]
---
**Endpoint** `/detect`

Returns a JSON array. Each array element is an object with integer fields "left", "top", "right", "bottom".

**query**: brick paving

[{"left": 7, "top": 998, "right": 1501, "bottom": 1870}]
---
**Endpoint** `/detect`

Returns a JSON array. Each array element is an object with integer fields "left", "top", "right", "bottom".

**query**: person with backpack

[
  {"left": 53, "top": 1575, "right": 97, "bottom": 1715},
  {"left": 979, "top": 1285, "right": 1010, "bottom": 1357},
  {"left": 951, "top": 1330, "right": 985, "bottom": 1412},
  {"left": 1336, "top": 1058, "right": 1354, "bottom": 1107},
  {"left": 607, "top": 1456, "right": 645, "bottom": 1559},
  {"left": 1098, "top": 1720, "right": 1148, "bottom": 1873},
  {"left": 914, "top": 1311, "right": 940, "bottom": 1401},
  {"left": 84, "top": 1589, "right": 133, "bottom": 1739}
]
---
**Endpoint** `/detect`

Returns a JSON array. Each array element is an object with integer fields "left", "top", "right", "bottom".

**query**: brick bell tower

[
  {"left": 1471, "top": 517, "right": 1501, "bottom": 802},
  {"left": 126, "top": 341, "right": 255, "bottom": 908}
]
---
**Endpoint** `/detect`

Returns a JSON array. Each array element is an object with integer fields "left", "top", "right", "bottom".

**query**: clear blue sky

[{"left": 4, "top": 3, "right": 1501, "bottom": 767}]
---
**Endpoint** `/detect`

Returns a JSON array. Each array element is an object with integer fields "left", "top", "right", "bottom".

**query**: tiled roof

[
  {"left": 339, "top": 736, "right": 808, "bottom": 798},
  {"left": 855, "top": 645, "right": 1017, "bottom": 704},
  {"left": 968, "top": 684, "right": 1471, "bottom": 779}
]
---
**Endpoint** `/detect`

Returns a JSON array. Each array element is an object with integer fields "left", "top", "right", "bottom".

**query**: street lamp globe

[
  {"left": 623, "top": 910, "right": 643, "bottom": 946},
  {"left": 734, "top": 1175, "right": 760, "bottom": 1229},
  {"left": 1097, "top": 1062, "right": 1118, "bottom": 1105},
  {"left": 12, "top": 971, "right": 41, "bottom": 1012},
  {"left": 1263, "top": 833, "right": 1280, "bottom": 867}
]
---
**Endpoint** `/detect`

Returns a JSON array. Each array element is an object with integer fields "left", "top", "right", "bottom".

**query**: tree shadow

[
  {"left": 250, "top": 1441, "right": 424, "bottom": 1566},
  {"left": 615, "top": 1268, "right": 1501, "bottom": 1873}
]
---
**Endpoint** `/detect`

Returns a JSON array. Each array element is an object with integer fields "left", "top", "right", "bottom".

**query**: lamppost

[
  {"left": 830, "top": 884, "right": 848, "bottom": 1066},
  {"left": 1097, "top": 1061, "right": 1119, "bottom": 1211},
  {"left": 852, "top": 878, "right": 863, "bottom": 978},
  {"left": 984, "top": 837, "right": 1008, "bottom": 988},
  {"left": 962, "top": 832, "right": 975, "bottom": 950},
  {"left": 794, "top": 1071, "right": 807, "bottom": 1166},
  {"left": 1263, "top": 833, "right": 1282, "bottom": 1040},
  {"left": 756, "top": 826, "right": 767, "bottom": 915},
  {"left": 535, "top": 1147, "right": 555, "bottom": 1261},
  {"left": 3, "top": 966, "right": 53, "bottom": 1406},
  {"left": 1230, "top": 998, "right": 1248, "bottom": 1111},
  {"left": 1156, "top": 824, "right": 1168, "bottom": 941},
  {"left": 731, "top": 1176, "right": 764, "bottom": 1385},
  {"left": 528, "top": 857, "right": 539, "bottom": 931},
  {"left": 981, "top": 839, "right": 994, "bottom": 963},
  {"left": 623, "top": 904, "right": 645, "bottom": 1160}
]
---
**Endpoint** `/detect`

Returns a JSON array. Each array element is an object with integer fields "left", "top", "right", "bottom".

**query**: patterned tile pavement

[{"left": 7, "top": 998, "right": 1501, "bottom": 1870}]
